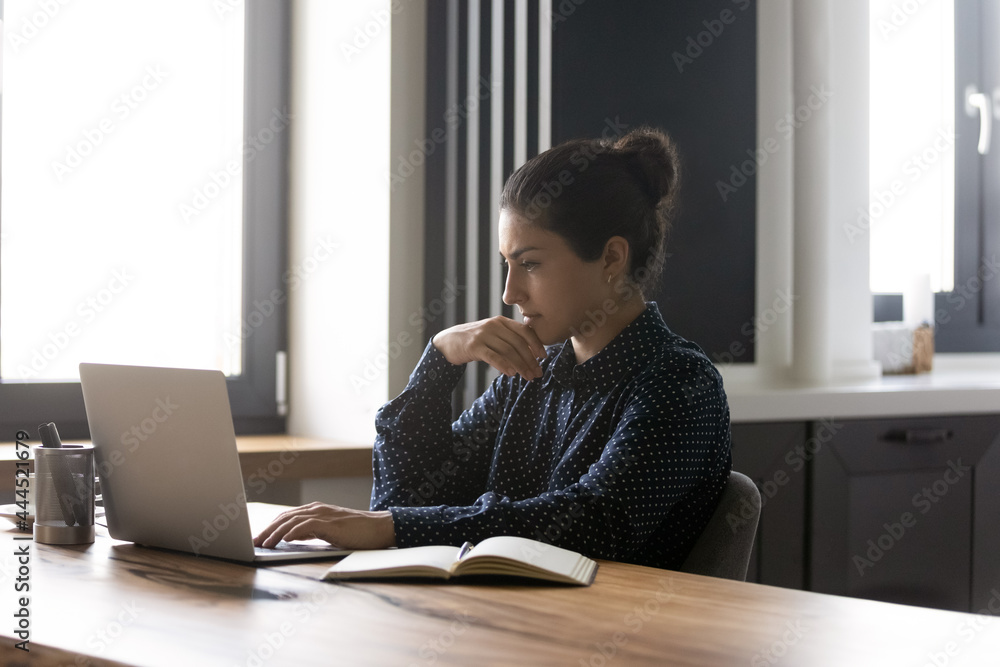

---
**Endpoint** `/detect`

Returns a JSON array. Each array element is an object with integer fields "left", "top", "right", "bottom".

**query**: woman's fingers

[
  {"left": 478, "top": 324, "right": 541, "bottom": 378},
  {"left": 253, "top": 503, "right": 396, "bottom": 550},
  {"left": 433, "top": 316, "right": 547, "bottom": 380},
  {"left": 254, "top": 504, "right": 318, "bottom": 547},
  {"left": 476, "top": 318, "right": 547, "bottom": 379}
]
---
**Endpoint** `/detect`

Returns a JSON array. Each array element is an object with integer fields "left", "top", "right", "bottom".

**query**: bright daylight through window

[
  {"left": 869, "top": 0, "right": 955, "bottom": 295},
  {"left": 0, "top": 0, "right": 245, "bottom": 380}
]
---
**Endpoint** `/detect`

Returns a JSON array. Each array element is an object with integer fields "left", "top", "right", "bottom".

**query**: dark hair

[{"left": 499, "top": 126, "right": 680, "bottom": 294}]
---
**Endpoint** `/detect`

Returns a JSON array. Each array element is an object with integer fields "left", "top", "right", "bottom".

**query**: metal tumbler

[{"left": 33, "top": 443, "right": 96, "bottom": 545}]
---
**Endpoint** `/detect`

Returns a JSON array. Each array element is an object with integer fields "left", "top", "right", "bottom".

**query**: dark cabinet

[
  {"left": 809, "top": 414, "right": 1000, "bottom": 613},
  {"left": 731, "top": 422, "right": 809, "bottom": 589}
]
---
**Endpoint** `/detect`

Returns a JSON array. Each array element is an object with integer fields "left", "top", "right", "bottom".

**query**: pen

[
  {"left": 457, "top": 541, "right": 473, "bottom": 560},
  {"left": 38, "top": 422, "right": 79, "bottom": 527}
]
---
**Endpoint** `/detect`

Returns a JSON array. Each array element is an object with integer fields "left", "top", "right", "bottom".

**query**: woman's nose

[{"left": 502, "top": 269, "right": 522, "bottom": 306}]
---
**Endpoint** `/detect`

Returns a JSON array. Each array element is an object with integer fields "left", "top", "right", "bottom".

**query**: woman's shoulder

[{"left": 627, "top": 332, "right": 727, "bottom": 414}]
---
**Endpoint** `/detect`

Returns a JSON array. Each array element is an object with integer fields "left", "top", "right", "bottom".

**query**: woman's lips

[{"left": 523, "top": 314, "right": 540, "bottom": 326}]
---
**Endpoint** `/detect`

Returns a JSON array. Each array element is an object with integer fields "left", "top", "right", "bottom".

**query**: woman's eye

[{"left": 500, "top": 259, "right": 537, "bottom": 271}]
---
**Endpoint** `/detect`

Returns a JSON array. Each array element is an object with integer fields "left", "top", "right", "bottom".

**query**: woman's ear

[{"left": 602, "top": 236, "right": 631, "bottom": 277}]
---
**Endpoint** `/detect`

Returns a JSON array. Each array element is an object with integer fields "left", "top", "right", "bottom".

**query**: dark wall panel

[{"left": 551, "top": 0, "right": 757, "bottom": 362}]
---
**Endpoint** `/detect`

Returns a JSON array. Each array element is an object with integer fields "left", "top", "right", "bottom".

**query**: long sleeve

[
  {"left": 370, "top": 339, "right": 508, "bottom": 510},
  {"left": 390, "top": 353, "right": 731, "bottom": 567},
  {"left": 371, "top": 302, "right": 732, "bottom": 570}
]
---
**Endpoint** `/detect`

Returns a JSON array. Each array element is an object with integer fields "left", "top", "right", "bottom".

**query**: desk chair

[{"left": 680, "top": 471, "right": 761, "bottom": 581}]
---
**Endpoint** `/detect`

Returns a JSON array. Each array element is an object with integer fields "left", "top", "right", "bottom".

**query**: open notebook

[{"left": 322, "top": 535, "right": 597, "bottom": 585}]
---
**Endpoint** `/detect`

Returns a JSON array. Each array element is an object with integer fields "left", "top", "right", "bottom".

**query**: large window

[
  {"left": 0, "top": 1, "right": 289, "bottom": 437},
  {"left": 939, "top": 0, "right": 1000, "bottom": 351},
  {"left": 869, "top": 0, "right": 954, "bottom": 296},
  {"left": 870, "top": 0, "right": 1000, "bottom": 351}
]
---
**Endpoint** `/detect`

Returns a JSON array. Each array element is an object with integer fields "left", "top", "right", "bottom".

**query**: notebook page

[
  {"left": 463, "top": 536, "right": 586, "bottom": 579},
  {"left": 328, "top": 545, "right": 460, "bottom": 576}
]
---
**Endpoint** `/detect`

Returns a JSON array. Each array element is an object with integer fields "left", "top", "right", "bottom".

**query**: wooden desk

[
  {"left": 0, "top": 435, "right": 373, "bottom": 487},
  {"left": 1, "top": 508, "right": 999, "bottom": 665}
]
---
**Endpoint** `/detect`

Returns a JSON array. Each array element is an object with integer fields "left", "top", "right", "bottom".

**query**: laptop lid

[{"left": 79, "top": 362, "right": 265, "bottom": 562}]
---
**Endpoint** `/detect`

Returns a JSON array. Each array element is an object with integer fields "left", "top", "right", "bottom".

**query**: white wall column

[
  {"left": 827, "top": 0, "right": 879, "bottom": 380},
  {"left": 790, "top": 0, "right": 879, "bottom": 384},
  {"left": 790, "top": 0, "right": 833, "bottom": 383}
]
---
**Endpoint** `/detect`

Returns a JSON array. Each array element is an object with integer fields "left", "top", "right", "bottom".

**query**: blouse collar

[{"left": 547, "top": 301, "right": 669, "bottom": 393}]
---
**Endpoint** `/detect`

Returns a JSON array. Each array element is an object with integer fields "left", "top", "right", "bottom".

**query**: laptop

[{"left": 79, "top": 362, "right": 352, "bottom": 563}]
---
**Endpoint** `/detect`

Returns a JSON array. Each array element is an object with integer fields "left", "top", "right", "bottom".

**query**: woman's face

[{"left": 499, "top": 208, "right": 610, "bottom": 346}]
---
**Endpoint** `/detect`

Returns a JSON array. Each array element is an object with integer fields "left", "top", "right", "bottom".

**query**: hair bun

[{"left": 609, "top": 127, "right": 679, "bottom": 207}]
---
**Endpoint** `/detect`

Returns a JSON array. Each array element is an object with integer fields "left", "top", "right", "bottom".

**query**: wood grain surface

[{"left": 0, "top": 505, "right": 998, "bottom": 666}]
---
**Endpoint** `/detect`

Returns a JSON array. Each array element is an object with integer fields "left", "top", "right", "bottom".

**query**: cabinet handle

[{"left": 881, "top": 428, "right": 954, "bottom": 444}]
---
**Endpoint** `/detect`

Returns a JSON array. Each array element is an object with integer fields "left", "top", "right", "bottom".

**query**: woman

[{"left": 255, "top": 127, "right": 732, "bottom": 569}]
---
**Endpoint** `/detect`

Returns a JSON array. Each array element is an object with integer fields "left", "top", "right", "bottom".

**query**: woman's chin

[{"left": 533, "top": 326, "right": 569, "bottom": 347}]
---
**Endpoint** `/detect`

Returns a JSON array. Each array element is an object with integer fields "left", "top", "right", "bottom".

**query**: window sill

[{"left": 721, "top": 356, "right": 1000, "bottom": 423}]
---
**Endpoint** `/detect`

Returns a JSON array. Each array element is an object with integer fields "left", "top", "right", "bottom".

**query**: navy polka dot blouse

[{"left": 370, "top": 301, "right": 732, "bottom": 570}]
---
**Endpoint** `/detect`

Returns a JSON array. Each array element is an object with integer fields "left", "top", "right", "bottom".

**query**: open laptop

[{"left": 79, "top": 362, "right": 351, "bottom": 563}]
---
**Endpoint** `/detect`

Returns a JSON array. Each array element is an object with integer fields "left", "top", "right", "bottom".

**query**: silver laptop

[{"left": 79, "top": 362, "right": 351, "bottom": 563}]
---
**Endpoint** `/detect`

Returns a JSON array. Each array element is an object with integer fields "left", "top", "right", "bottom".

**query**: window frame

[
  {"left": 935, "top": 0, "right": 1000, "bottom": 352},
  {"left": 0, "top": 0, "right": 290, "bottom": 439}
]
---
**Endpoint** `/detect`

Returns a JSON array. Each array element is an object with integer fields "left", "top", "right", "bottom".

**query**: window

[
  {"left": 937, "top": 0, "right": 1000, "bottom": 351},
  {"left": 869, "top": 0, "right": 1000, "bottom": 351},
  {"left": 0, "top": 0, "right": 290, "bottom": 437},
  {"left": 869, "top": 0, "right": 954, "bottom": 296}
]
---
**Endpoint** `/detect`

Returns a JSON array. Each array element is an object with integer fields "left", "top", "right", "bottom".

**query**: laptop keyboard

[{"left": 255, "top": 542, "right": 339, "bottom": 555}]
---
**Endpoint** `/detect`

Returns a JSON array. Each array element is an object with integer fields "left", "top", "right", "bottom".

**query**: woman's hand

[
  {"left": 432, "top": 316, "right": 547, "bottom": 380},
  {"left": 253, "top": 503, "right": 396, "bottom": 550}
]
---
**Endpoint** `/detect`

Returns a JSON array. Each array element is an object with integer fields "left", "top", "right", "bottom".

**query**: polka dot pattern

[{"left": 371, "top": 302, "right": 732, "bottom": 569}]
